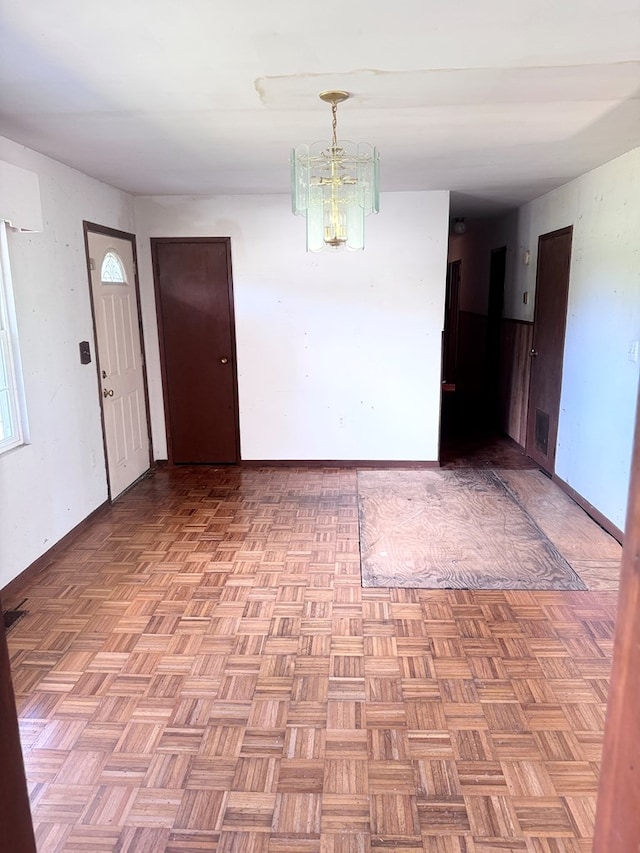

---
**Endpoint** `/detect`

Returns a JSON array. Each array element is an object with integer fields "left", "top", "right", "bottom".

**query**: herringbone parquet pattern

[{"left": 5, "top": 466, "right": 617, "bottom": 852}]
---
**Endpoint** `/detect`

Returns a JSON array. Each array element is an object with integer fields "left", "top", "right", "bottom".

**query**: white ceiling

[{"left": 1, "top": 0, "right": 639, "bottom": 216}]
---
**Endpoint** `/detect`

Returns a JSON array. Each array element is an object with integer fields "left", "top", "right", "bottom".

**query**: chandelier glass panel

[{"left": 291, "top": 91, "right": 380, "bottom": 252}]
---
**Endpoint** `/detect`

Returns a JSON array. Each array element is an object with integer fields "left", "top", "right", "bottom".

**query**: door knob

[
  {"left": 529, "top": 349, "right": 538, "bottom": 357},
  {"left": 220, "top": 357, "right": 229, "bottom": 364},
  {"left": 103, "top": 388, "right": 114, "bottom": 397}
]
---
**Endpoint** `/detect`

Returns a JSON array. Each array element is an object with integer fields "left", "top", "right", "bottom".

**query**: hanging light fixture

[{"left": 291, "top": 90, "right": 379, "bottom": 252}]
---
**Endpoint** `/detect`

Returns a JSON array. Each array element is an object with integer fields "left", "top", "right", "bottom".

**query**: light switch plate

[{"left": 628, "top": 341, "right": 639, "bottom": 363}]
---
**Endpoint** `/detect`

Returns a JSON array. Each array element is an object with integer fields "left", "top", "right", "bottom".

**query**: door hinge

[{"left": 89, "top": 257, "right": 96, "bottom": 270}]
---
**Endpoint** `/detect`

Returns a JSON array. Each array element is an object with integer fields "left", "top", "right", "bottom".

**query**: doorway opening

[{"left": 440, "top": 243, "right": 532, "bottom": 468}]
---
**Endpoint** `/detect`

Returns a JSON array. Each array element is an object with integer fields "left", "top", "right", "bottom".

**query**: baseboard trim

[
  {"left": 241, "top": 459, "right": 440, "bottom": 469},
  {"left": 552, "top": 474, "right": 624, "bottom": 545},
  {"left": 1, "top": 500, "right": 110, "bottom": 605}
]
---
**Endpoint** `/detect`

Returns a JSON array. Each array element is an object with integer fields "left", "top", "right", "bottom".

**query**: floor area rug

[{"left": 358, "top": 468, "right": 590, "bottom": 590}]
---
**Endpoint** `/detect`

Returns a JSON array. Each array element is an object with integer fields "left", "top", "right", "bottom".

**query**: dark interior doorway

[
  {"left": 440, "top": 245, "right": 510, "bottom": 466},
  {"left": 486, "top": 246, "right": 506, "bottom": 420}
]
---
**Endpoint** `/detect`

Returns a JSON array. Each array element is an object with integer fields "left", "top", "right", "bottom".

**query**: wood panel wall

[{"left": 498, "top": 319, "right": 533, "bottom": 446}]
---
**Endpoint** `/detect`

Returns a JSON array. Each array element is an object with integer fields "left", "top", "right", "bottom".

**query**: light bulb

[{"left": 323, "top": 204, "right": 347, "bottom": 250}]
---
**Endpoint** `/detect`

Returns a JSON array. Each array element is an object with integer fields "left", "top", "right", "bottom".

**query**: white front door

[{"left": 88, "top": 230, "right": 150, "bottom": 499}]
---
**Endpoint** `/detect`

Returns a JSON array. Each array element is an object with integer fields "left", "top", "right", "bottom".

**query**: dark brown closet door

[
  {"left": 152, "top": 238, "right": 240, "bottom": 464},
  {"left": 526, "top": 227, "right": 572, "bottom": 473}
]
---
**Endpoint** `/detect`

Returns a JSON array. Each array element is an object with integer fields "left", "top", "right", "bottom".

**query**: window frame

[
  {"left": 0, "top": 221, "right": 29, "bottom": 454},
  {"left": 100, "top": 249, "right": 128, "bottom": 284}
]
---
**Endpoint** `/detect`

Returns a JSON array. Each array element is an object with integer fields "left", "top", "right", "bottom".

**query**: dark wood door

[
  {"left": 0, "top": 598, "right": 37, "bottom": 853},
  {"left": 486, "top": 246, "right": 506, "bottom": 420},
  {"left": 152, "top": 238, "right": 240, "bottom": 464},
  {"left": 525, "top": 227, "right": 572, "bottom": 473}
]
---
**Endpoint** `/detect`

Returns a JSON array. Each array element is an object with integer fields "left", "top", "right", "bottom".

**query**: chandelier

[{"left": 291, "top": 91, "right": 379, "bottom": 252}]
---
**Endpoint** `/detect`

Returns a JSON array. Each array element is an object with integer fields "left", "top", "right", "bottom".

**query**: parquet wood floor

[{"left": 5, "top": 466, "right": 618, "bottom": 853}]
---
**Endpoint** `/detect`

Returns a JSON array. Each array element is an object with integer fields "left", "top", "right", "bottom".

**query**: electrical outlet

[{"left": 628, "top": 341, "right": 639, "bottom": 363}]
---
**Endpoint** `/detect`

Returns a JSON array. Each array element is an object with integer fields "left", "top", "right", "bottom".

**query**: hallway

[{"left": 5, "top": 465, "right": 618, "bottom": 852}]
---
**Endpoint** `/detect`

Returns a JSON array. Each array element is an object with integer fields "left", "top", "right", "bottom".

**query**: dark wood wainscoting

[{"left": 499, "top": 319, "right": 534, "bottom": 446}]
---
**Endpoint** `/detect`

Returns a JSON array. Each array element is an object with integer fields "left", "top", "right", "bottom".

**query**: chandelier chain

[{"left": 331, "top": 102, "right": 338, "bottom": 148}]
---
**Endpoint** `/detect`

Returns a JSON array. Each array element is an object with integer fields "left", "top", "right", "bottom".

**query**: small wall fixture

[
  {"left": 291, "top": 91, "right": 380, "bottom": 252},
  {"left": 452, "top": 218, "right": 466, "bottom": 235}
]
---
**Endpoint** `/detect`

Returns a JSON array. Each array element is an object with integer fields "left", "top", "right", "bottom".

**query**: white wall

[
  {"left": 500, "top": 146, "right": 640, "bottom": 530},
  {"left": 134, "top": 192, "right": 450, "bottom": 462},
  {"left": 0, "top": 137, "right": 135, "bottom": 589}
]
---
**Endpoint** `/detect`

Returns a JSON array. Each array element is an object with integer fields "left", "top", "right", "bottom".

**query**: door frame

[
  {"left": 442, "top": 259, "right": 461, "bottom": 387},
  {"left": 83, "top": 222, "right": 153, "bottom": 498},
  {"left": 593, "top": 387, "right": 640, "bottom": 849},
  {"left": 0, "top": 595, "right": 37, "bottom": 853},
  {"left": 150, "top": 236, "right": 241, "bottom": 465},
  {"left": 525, "top": 225, "right": 572, "bottom": 473}
]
